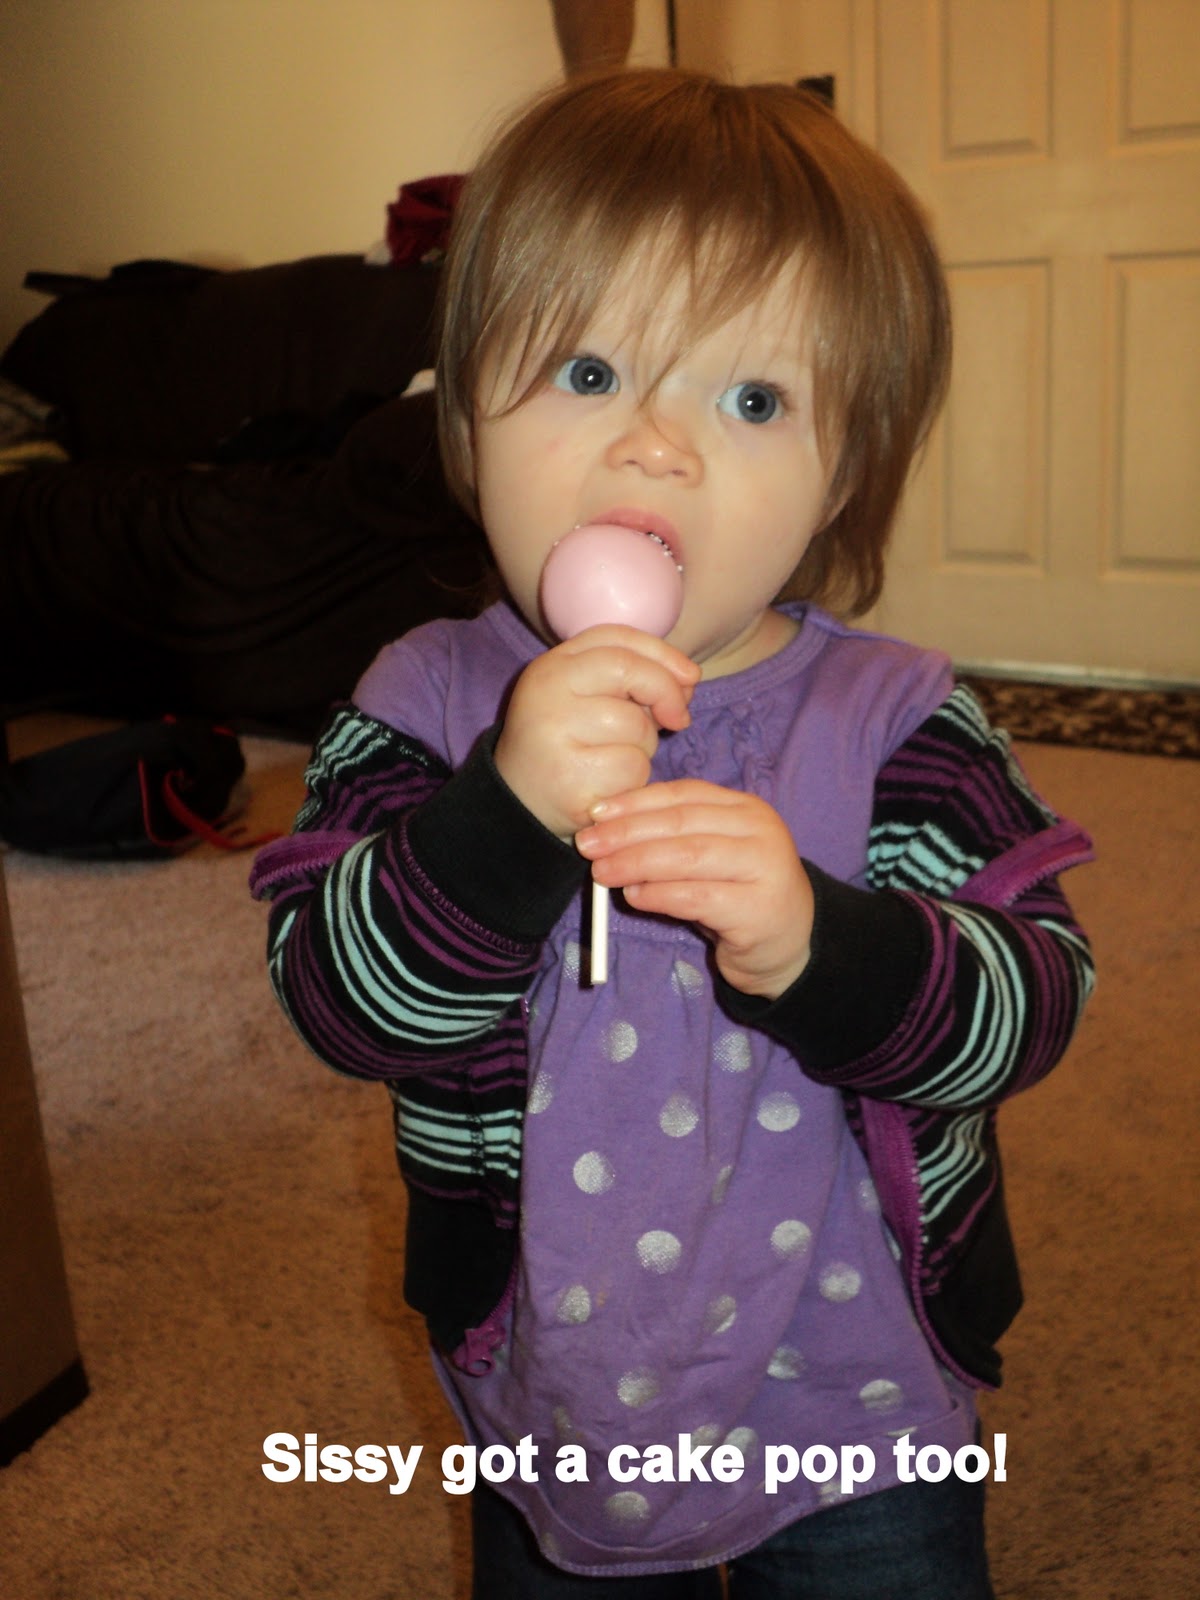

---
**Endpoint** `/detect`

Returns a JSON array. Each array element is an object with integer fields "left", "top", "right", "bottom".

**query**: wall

[
  {"left": 0, "top": 0, "right": 668, "bottom": 348},
  {"left": 673, "top": 0, "right": 869, "bottom": 135},
  {"left": 675, "top": 0, "right": 821, "bottom": 83}
]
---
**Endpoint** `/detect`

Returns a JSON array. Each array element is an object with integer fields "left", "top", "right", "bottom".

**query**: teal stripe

[
  {"left": 911, "top": 905, "right": 1023, "bottom": 1107},
  {"left": 918, "top": 1112, "right": 988, "bottom": 1220},
  {"left": 869, "top": 825, "right": 985, "bottom": 894},
  {"left": 322, "top": 837, "right": 520, "bottom": 1042}
]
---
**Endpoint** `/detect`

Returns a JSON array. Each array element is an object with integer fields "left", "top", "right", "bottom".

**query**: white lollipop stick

[
  {"left": 539, "top": 523, "right": 684, "bottom": 985},
  {"left": 590, "top": 872, "right": 611, "bottom": 985}
]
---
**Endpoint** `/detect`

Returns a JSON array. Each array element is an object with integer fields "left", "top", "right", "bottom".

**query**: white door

[
  {"left": 676, "top": 0, "right": 1200, "bottom": 681},
  {"left": 871, "top": 0, "right": 1200, "bottom": 680}
]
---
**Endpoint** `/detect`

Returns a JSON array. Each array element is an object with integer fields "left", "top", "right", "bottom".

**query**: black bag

[{"left": 0, "top": 716, "right": 257, "bottom": 859}]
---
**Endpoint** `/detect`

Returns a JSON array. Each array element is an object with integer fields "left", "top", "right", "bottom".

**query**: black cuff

[
  {"left": 405, "top": 727, "right": 587, "bottom": 941},
  {"left": 719, "top": 861, "right": 929, "bottom": 1074}
]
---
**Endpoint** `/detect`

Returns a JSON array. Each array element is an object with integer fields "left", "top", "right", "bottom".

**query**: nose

[{"left": 605, "top": 405, "right": 702, "bottom": 483}]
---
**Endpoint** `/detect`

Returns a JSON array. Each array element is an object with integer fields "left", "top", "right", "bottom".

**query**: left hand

[{"left": 575, "top": 778, "right": 814, "bottom": 1000}]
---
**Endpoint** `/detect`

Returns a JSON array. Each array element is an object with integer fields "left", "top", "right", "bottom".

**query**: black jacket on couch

[{"left": 0, "top": 256, "right": 490, "bottom": 736}]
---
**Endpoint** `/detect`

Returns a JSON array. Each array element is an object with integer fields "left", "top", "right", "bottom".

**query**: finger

[
  {"left": 569, "top": 694, "right": 663, "bottom": 754},
  {"left": 577, "top": 794, "right": 757, "bottom": 857},
  {"left": 587, "top": 831, "right": 764, "bottom": 889},
  {"left": 620, "top": 876, "right": 728, "bottom": 926},
  {"left": 560, "top": 625, "right": 699, "bottom": 687},
  {"left": 585, "top": 778, "right": 737, "bottom": 822},
  {"left": 559, "top": 636, "right": 698, "bottom": 732}
]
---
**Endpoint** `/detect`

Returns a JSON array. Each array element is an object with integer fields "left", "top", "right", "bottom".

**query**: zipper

[
  {"left": 451, "top": 995, "right": 533, "bottom": 1377},
  {"left": 451, "top": 1256, "right": 520, "bottom": 1376},
  {"left": 953, "top": 819, "right": 1094, "bottom": 909},
  {"left": 248, "top": 828, "right": 365, "bottom": 893},
  {"left": 859, "top": 1096, "right": 992, "bottom": 1391}
]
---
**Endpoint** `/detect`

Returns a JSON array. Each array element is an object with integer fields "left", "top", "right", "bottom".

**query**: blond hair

[{"left": 437, "top": 68, "right": 950, "bottom": 616}]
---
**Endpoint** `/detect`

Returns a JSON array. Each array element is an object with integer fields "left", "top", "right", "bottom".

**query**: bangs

[{"left": 479, "top": 219, "right": 816, "bottom": 417}]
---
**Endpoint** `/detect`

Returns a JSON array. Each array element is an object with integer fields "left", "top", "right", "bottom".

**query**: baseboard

[{"left": 954, "top": 658, "right": 1200, "bottom": 693}]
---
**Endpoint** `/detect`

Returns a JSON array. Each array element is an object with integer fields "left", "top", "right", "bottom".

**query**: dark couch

[{"left": 0, "top": 256, "right": 490, "bottom": 737}]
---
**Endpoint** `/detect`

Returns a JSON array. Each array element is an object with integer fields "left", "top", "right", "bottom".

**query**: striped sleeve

[
  {"left": 250, "top": 705, "right": 587, "bottom": 1080},
  {"left": 720, "top": 685, "right": 1095, "bottom": 1110}
]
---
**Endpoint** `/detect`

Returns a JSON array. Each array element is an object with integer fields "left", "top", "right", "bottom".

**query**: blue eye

[
  {"left": 718, "top": 382, "right": 781, "bottom": 424},
  {"left": 553, "top": 355, "right": 619, "bottom": 396}
]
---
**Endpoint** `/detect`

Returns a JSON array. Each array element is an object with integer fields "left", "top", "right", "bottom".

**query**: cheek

[
  {"left": 760, "top": 444, "right": 832, "bottom": 537},
  {"left": 482, "top": 420, "right": 575, "bottom": 502},
  {"left": 729, "top": 459, "right": 821, "bottom": 544},
  {"left": 724, "top": 475, "right": 824, "bottom": 592},
  {"left": 476, "top": 427, "right": 537, "bottom": 517}
]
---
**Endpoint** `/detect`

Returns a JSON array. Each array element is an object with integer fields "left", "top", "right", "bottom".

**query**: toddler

[{"left": 252, "top": 69, "right": 1095, "bottom": 1598}]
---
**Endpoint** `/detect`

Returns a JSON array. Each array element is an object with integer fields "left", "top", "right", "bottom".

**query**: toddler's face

[{"left": 471, "top": 262, "right": 837, "bottom": 679}]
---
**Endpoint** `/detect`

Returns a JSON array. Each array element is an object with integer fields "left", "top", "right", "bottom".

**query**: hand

[
  {"left": 494, "top": 626, "right": 699, "bottom": 841},
  {"left": 575, "top": 778, "right": 814, "bottom": 999}
]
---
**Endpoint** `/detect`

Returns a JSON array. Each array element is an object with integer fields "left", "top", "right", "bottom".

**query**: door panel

[{"left": 872, "top": 0, "right": 1200, "bottom": 679}]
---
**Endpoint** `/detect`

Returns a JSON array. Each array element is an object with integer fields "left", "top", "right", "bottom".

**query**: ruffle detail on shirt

[{"left": 670, "top": 698, "right": 777, "bottom": 799}]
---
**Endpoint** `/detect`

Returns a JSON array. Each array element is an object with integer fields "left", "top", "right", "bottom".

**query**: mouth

[{"left": 583, "top": 508, "right": 683, "bottom": 568}]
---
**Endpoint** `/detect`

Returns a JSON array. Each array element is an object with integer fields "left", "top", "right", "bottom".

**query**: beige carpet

[{"left": 0, "top": 720, "right": 1196, "bottom": 1599}]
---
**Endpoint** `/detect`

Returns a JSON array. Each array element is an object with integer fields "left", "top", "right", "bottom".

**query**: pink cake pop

[
  {"left": 539, "top": 523, "right": 685, "bottom": 985},
  {"left": 541, "top": 522, "right": 684, "bottom": 643}
]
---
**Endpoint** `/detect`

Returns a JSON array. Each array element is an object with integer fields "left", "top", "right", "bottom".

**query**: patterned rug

[{"left": 961, "top": 676, "right": 1200, "bottom": 760}]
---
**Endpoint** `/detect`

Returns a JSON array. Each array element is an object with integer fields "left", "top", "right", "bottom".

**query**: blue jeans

[{"left": 470, "top": 1475, "right": 995, "bottom": 1599}]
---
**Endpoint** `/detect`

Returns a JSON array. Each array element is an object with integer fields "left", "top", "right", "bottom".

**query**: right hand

[{"left": 493, "top": 625, "right": 700, "bottom": 841}]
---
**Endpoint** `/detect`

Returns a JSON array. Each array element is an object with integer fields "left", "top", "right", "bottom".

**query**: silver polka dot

[
  {"left": 617, "top": 1368, "right": 660, "bottom": 1407},
  {"left": 756, "top": 1091, "right": 801, "bottom": 1132},
  {"left": 573, "top": 1151, "right": 615, "bottom": 1194},
  {"left": 770, "top": 1219, "right": 812, "bottom": 1260},
  {"left": 636, "top": 1230, "right": 682, "bottom": 1273},
  {"left": 724, "top": 1426, "right": 759, "bottom": 1460},
  {"left": 767, "top": 1345, "right": 805, "bottom": 1380},
  {"left": 556, "top": 1285, "right": 592, "bottom": 1324},
  {"left": 553, "top": 1405, "right": 577, "bottom": 1443},
  {"left": 700, "top": 1286, "right": 739, "bottom": 1337},
  {"left": 688, "top": 1424, "right": 722, "bottom": 1449},
  {"left": 819, "top": 1263, "right": 863, "bottom": 1302},
  {"left": 563, "top": 941, "right": 582, "bottom": 981},
  {"left": 603, "top": 1020, "right": 639, "bottom": 1063},
  {"left": 711, "top": 1164, "right": 734, "bottom": 1205},
  {"left": 671, "top": 959, "right": 705, "bottom": 997},
  {"left": 528, "top": 1073, "right": 554, "bottom": 1114},
  {"left": 704, "top": 1294, "right": 737, "bottom": 1335},
  {"left": 859, "top": 1379, "right": 904, "bottom": 1413},
  {"left": 714, "top": 1030, "right": 752, "bottom": 1073},
  {"left": 858, "top": 1177, "right": 881, "bottom": 1214},
  {"left": 606, "top": 1490, "right": 651, "bottom": 1526},
  {"left": 659, "top": 1092, "right": 699, "bottom": 1137}
]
